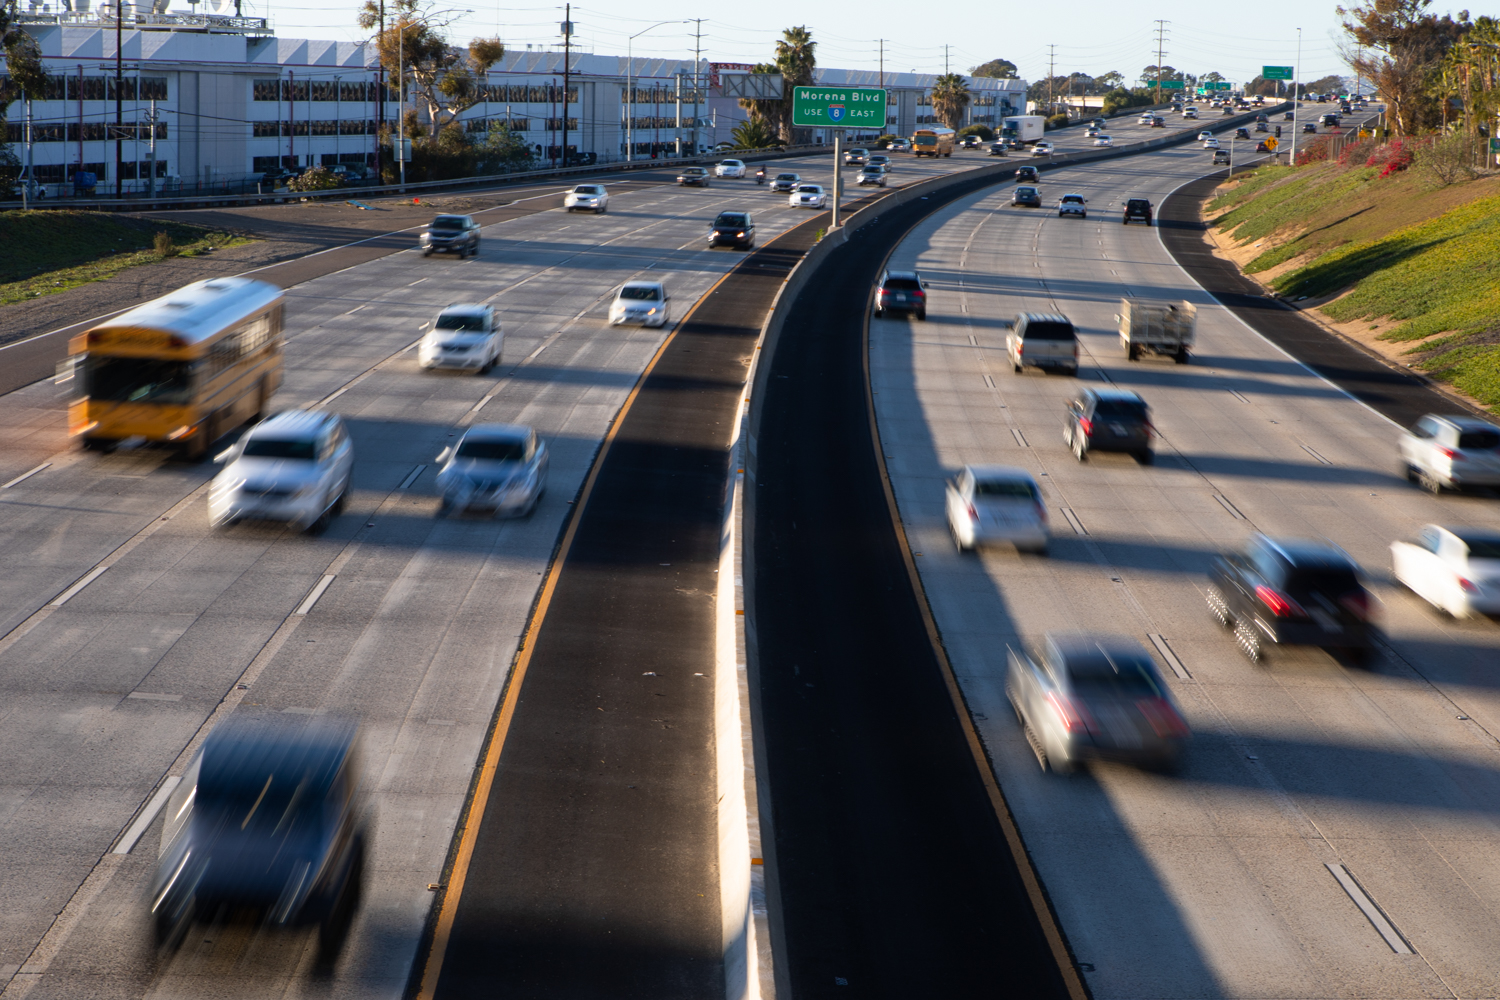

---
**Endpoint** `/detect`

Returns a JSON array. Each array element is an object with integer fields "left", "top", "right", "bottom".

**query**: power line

[{"left": 1153, "top": 20, "right": 1170, "bottom": 103}]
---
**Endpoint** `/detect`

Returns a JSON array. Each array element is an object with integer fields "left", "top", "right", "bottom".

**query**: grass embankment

[
  {"left": 0, "top": 212, "right": 251, "bottom": 307},
  {"left": 1207, "top": 159, "right": 1500, "bottom": 409}
]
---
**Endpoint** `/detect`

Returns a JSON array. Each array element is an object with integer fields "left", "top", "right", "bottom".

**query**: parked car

[
  {"left": 1057, "top": 193, "right": 1087, "bottom": 218},
  {"left": 419, "top": 214, "right": 481, "bottom": 257},
  {"left": 945, "top": 465, "right": 1048, "bottom": 554},
  {"left": 1400, "top": 414, "right": 1500, "bottom": 493},
  {"left": 843, "top": 147, "right": 869, "bottom": 165},
  {"left": 709, "top": 210, "right": 755, "bottom": 249},
  {"left": 770, "top": 172, "right": 801, "bottom": 193},
  {"left": 1206, "top": 534, "right": 1376, "bottom": 664},
  {"left": 1122, "top": 198, "right": 1153, "bottom": 225},
  {"left": 1064, "top": 386, "right": 1153, "bottom": 463},
  {"left": 1015, "top": 165, "right": 1039, "bottom": 182},
  {"left": 1005, "top": 312, "right": 1077, "bottom": 375},
  {"left": 417, "top": 303, "right": 503, "bottom": 373},
  {"left": 1093, "top": 134, "right": 1113, "bottom": 147},
  {"left": 563, "top": 183, "right": 609, "bottom": 213},
  {"left": 873, "top": 269, "right": 928, "bottom": 320},
  {"left": 791, "top": 184, "right": 828, "bottom": 208},
  {"left": 857, "top": 164, "right": 888, "bottom": 186},
  {"left": 1006, "top": 634, "right": 1190, "bottom": 774},
  {"left": 208, "top": 409, "right": 353, "bottom": 533},
  {"left": 715, "top": 159, "right": 746, "bottom": 178},
  {"left": 1392, "top": 524, "right": 1500, "bottom": 618},
  {"left": 434, "top": 423, "right": 548, "bottom": 517},
  {"left": 676, "top": 166, "right": 711, "bottom": 186},
  {"left": 1031, "top": 141, "right": 1056, "bottom": 157},
  {"left": 149, "top": 715, "right": 368, "bottom": 953},
  {"left": 1012, "top": 185, "right": 1042, "bottom": 207},
  {"left": 608, "top": 280, "right": 670, "bottom": 327}
]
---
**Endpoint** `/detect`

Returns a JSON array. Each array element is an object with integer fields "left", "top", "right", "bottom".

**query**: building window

[{"left": 120, "top": 160, "right": 170, "bottom": 179}]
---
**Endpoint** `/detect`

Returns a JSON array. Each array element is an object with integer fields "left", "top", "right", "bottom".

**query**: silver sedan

[{"left": 435, "top": 423, "right": 548, "bottom": 517}]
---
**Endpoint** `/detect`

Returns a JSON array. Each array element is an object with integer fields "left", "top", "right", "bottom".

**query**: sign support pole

[{"left": 831, "top": 130, "right": 842, "bottom": 229}]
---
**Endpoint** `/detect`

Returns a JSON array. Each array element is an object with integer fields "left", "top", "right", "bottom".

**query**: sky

[{"left": 226, "top": 0, "right": 1437, "bottom": 86}]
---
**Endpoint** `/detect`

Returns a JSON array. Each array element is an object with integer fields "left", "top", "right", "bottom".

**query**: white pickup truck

[{"left": 1117, "top": 298, "right": 1196, "bottom": 363}]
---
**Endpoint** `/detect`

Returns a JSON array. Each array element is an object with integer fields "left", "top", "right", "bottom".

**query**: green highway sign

[
  {"left": 1491, "top": 137, "right": 1500, "bottom": 152},
  {"left": 1263, "top": 65, "right": 1294, "bottom": 80},
  {"left": 1158, "top": 79, "right": 1185, "bottom": 89},
  {"left": 791, "top": 86, "right": 887, "bottom": 128},
  {"left": 1205, "top": 81, "right": 1232, "bottom": 90}
]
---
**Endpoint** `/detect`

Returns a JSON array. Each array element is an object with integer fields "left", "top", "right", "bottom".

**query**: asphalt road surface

[{"left": 869, "top": 136, "right": 1500, "bottom": 998}]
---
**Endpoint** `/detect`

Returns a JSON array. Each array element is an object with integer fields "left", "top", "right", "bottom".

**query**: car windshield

[
  {"left": 1458, "top": 429, "right": 1500, "bottom": 449},
  {"left": 1023, "top": 321, "right": 1074, "bottom": 341},
  {"left": 456, "top": 438, "right": 525, "bottom": 461},
  {"left": 434, "top": 312, "right": 486, "bottom": 332},
  {"left": 883, "top": 278, "right": 921, "bottom": 291},
  {"left": 714, "top": 214, "right": 748, "bottom": 227},
  {"left": 1062, "top": 196, "right": 1084, "bottom": 204},
  {"left": 619, "top": 286, "right": 662, "bottom": 301},
  {"left": 776, "top": 174, "right": 798, "bottom": 181},
  {"left": 430, "top": 216, "right": 466, "bottom": 230},
  {"left": 1017, "top": 187, "right": 1037, "bottom": 196},
  {"left": 974, "top": 479, "right": 1039, "bottom": 500},
  {"left": 83, "top": 356, "right": 195, "bottom": 404},
  {"left": 1093, "top": 398, "right": 1148, "bottom": 420},
  {"left": 684, "top": 168, "right": 706, "bottom": 175},
  {"left": 797, "top": 186, "right": 819, "bottom": 193},
  {"left": 572, "top": 186, "right": 600, "bottom": 194},
  {"left": 242, "top": 437, "right": 317, "bottom": 460},
  {"left": 1065, "top": 654, "right": 1162, "bottom": 698}
]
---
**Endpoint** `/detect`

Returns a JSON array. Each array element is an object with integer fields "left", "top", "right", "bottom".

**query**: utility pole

[
  {"left": 674, "top": 69, "right": 683, "bottom": 156},
  {"left": 560, "top": 4, "right": 571, "bottom": 167},
  {"left": 691, "top": 19, "right": 704, "bottom": 155},
  {"left": 398, "top": 22, "right": 405, "bottom": 189},
  {"left": 878, "top": 38, "right": 886, "bottom": 90},
  {"left": 1047, "top": 44, "right": 1056, "bottom": 114},
  {"left": 22, "top": 92, "right": 30, "bottom": 210},
  {"left": 944, "top": 44, "right": 950, "bottom": 76},
  {"left": 115, "top": 0, "right": 123, "bottom": 198},
  {"left": 1153, "top": 20, "right": 1169, "bottom": 106},
  {"left": 1290, "top": 26, "right": 1301, "bottom": 166},
  {"left": 376, "top": 0, "right": 384, "bottom": 182},
  {"left": 147, "top": 100, "right": 158, "bottom": 197}
]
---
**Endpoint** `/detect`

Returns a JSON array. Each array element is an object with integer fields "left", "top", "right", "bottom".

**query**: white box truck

[
  {"left": 1000, "top": 116, "right": 1046, "bottom": 146},
  {"left": 1117, "top": 298, "right": 1196, "bottom": 363}
]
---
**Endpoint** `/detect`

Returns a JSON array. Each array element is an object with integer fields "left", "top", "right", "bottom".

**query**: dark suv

[
  {"left": 874, "top": 270, "right": 928, "bottom": 320},
  {"left": 1123, "top": 198, "right": 1153, "bottom": 225},
  {"left": 150, "top": 715, "right": 368, "bottom": 956},
  {"left": 709, "top": 211, "right": 755, "bottom": 250},
  {"left": 420, "top": 214, "right": 481, "bottom": 257},
  {"left": 1014, "top": 165, "right": 1039, "bottom": 183},
  {"left": 1065, "top": 387, "right": 1154, "bottom": 463},
  {"left": 1207, "top": 535, "right": 1375, "bottom": 664}
]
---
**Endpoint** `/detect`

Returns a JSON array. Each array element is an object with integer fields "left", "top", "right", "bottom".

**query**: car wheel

[
  {"left": 1081, "top": 212, "right": 1086, "bottom": 219},
  {"left": 916, "top": 310, "right": 927, "bottom": 321},
  {"left": 1135, "top": 450, "right": 1154, "bottom": 465},
  {"left": 1127, "top": 342, "right": 1140, "bottom": 361},
  {"left": 1072, "top": 434, "right": 1089, "bottom": 462},
  {"left": 1417, "top": 468, "right": 1444, "bottom": 494},
  {"left": 332, "top": 485, "right": 348, "bottom": 515},
  {"left": 1402, "top": 463, "right": 1418, "bottom": 482},
  {"left": 423, "top": 250, "right": 432, "bottom": 257},
  {"left": 1013, "top": 362, "right": 1023, "bottom": 373},
  {"left": 1022, "top": 721, "right": 1051, "bottom": 771},
  {"left": 1206, "top": 586, "right": 1234, "bottom": 627},
  {"left": 1175, "top": 349, "right": 1190, "bottom": 364},
  {"left": 1233, "top": 618, "right": 1264, "bottom": 662}
]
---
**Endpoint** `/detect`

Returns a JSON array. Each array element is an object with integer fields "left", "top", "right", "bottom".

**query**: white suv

[
  {"left": 418, "top": 304, "right": 503, "bottom": 373},
  {"left": 209, "top": 410, "right": 354, "bottom": 533},
  {"left": 1400, "top": 414, "right": 1500, "bottom": 493}
]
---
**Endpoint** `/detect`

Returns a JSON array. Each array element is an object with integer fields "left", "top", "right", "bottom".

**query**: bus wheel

[{"left": 81, "top": 436, "right": 114, "bottom": 452}]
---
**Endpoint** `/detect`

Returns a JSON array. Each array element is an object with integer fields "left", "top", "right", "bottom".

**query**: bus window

[{"left": 84, "top": 357, "right": 196, "bottom": 404}]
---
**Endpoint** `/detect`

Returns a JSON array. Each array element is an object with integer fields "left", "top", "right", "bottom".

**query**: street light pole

[
  {"left": 626, "top": 20, "right": 684, "bottom": 162},
  {"left": 1290, "top": 27, "right": 1301, "bottom": 166}
]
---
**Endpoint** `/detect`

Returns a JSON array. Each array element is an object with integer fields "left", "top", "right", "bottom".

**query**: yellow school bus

[
  {"left": 67, "top": 277, "right": 285, "bottom": 458},
  {"left": 912, "top": 126, "right": 956, "bottom": 158}
]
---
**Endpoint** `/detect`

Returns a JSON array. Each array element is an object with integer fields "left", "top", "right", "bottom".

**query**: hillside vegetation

[{"left": 1207, "top": 148, "right": 1500, "bottom": 410}]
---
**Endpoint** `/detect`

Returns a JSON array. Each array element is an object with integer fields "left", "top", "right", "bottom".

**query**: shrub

[
  {"left": 1296, "top": 135, "right": 1333, "bottom": 164},
  {"left": 875, "top": 133, "right": 903, "bottom": 148},
  {"left": 1338, "top": 137, "right": 1378, "bottom": 167},
  {"left": 1366, "top": 137, "right": 1421, "bottom": 178},
  {"left": 1415, "top": 131, "right": 1480, "bottom": 187},
  {"left": 1045, "top": 113, "right": 1070, "bottom": 130},
  {"left": 957, "top": 124, "right": 995, "bottom": 142},
  {"left": 153, "top": 232, "right": 177, "bottom": 258},
  {"left": 287, "top": 166, "right": 341, "bottom": 192}
]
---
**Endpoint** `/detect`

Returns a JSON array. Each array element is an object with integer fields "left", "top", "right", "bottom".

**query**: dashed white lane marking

[
  {"left": 110, "top": 776, "right": 182, "bottom": 855},
  {"left": 1326, "top": 863, "right": 1413, "bottom": 954},
  {"left": 48, "top": 566, "right": 107, "bottom": 607},
  {"left": 1147, "top": 634, "right": 1191, "bottom": 680},
  {"left": 293, "top": 574, "right": 336, "bottom": 616},
  {"left": 398, "top": 465, "right": 426, "bottom": 490},
  {"left": 2, "top": 464, "right": 50, "bottom": 489}
]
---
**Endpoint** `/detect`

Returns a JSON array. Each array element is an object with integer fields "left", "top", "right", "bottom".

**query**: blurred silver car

[
  {"left": 857, "top": 164, "right": 887, "bottom": 186},
  {"left": 945, "top": 465, "right": 1048, "bottom": 554},
  {"left": 1007, "top": 634, "right": 1190, "bottom": 773},
  {"left": 790, "top": 184, "right": 828, "bottom": 208},
  {"left": 1392, "top": 524, "right": 1500, "bottom": 618},
  {"left": 435, "top": 423, "right": 548, "bottom": 517},
  {"left": 208, "top": 410, "right": 353, "bottom": 533},
  {"left": 608, "top": 280, "right": 670, "bottom": 327},
  {"left": 563, "top": 183, "right": 609, "bottom": 213},
  {"left": 1399, "top": 413, "right": 1500, "bottom": 493},
  {"left": 417, "top": 304, "right": 503, "bottom": 373}
]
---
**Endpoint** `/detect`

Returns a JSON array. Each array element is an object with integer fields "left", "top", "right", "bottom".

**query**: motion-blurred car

[
  {"left": 563, "top": 184, "right": 609, "bottom": 213},
  {"left": 867, "top": 153, "right": 892, "bottom": 171},
  {"left": 417, "top": 304, "right": 503, "bottom": 373},
  {"left": 1234, "top": 126, "right": 1251, "bottom": 139},
  {"left": 1202, "top": 137, "right": 1220, "bottom": 149},
  {"left": 1122, "top": 198, "right": 1153, "bottom": 225},
  {"left": 1138, "top": 112, "right": 1156, "bottom": 125},
  {"left": 1206, "top": 534, "right": 1376, "bottom": 664},
  {"left": 1006, "top": 634, "right": 1190, "bottom": 773},
  {"left": 1400, "top": 414, "right": 1500, "bottom": 493},
  {"left": 608, "top": 280, "right": 670, "bottom": 327},
  {"left": 709, "top": 210, "right": 755, "bottom": 249},
  {"left": 1031, "top": 141, "right": 1056, "bottom": 157},
  {"left": 1254, "top": 121, "right": 1270, "bottom": 132},
  {"left": 960, "top": 134, "right": 982, "bottom": 148},
  {"left": 1006, "top": 312, "right": 1077, "bottom": 375},
  {"left": 1213, "top": 149, "right": 1232, "bottom": 164},
  {"left": 873, "top": 269, "right": 928, "bottom": 320},
  {"left": 988, "top": 141, "right": 1009, "bottom": 156},
  {"left": 946, "top": 465, "right": 1047, "bottom": 554},
  {"left": 1085, "top": 126, "right": 1103, "bottom": 138},
  {"left": 1302, "top": 122, "right": 1319, "bottom": 133},
  {"left": 1151, "top": 116, "right": 1166, "bottom": 127},
  {"left": 150, "top": 715, "right": 367, "bottom": 953},
  {"left": 1284, "top": 111, "right": 1295, "bottom": 120},
  {"left": 770, "top": 172, "right": 801, "bottom": 193},
  {"left": 791, "top": 184, "right": 828, "bottom": 208},
  {"left": 208, "top": 410, "right": 353, "bottom": 533},
  {"left": 1393, "top": 524, "right": 1500, "bottom": 618},
  {"left": 888, "top": 139, "right": 909, "bottom": 152},
  {"left": 1256, "top": 140, "right": 1272, "bottom": 152},
  {"left": 1065, "top": 387, "right": 1153, "bottom": 463},
  {"left": 435, "top": 423, "right": 548, "bottom": 517},
  {"left": 1012, "top": 185, "right": 1042, "bottom": 207},
  {"left": 1197, "top": 130, "right": 1214, "bottom": 141},
  {"left": 676, "top": 166, "right": 711, "bottom": 186},
  {"left": 419, "top": 214, "right": 481, "bottom": 257},
  {"left": 714, "top": 159, "right": 746, "bottom": 178},
  {"left": 1093, "top": 134, "right": 1113, "bottom": 147},
  {"left": 857, "top": 163, "right": 888, "bottom": 186},
  {"left": 1057, "top": 193, "right": 1087, "bottom": 218},
  {"left": 1015, "top": 165, "right": 1039, "bottom": 182},
  {"left": 843, "top": 147, "right": 869, "bottom": 165}
]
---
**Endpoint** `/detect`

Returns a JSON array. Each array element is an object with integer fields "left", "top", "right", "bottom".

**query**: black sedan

[
  {"left": 1011, "top": 185, "right": 1042, "bottom": 207},
  {"left": 1302, "top": 122, "right": 1319, "bottom": 133},
  {"left": 1234, "top": 127, "right": 1251, "bottom": 140},
  {"left": 1014, "top": 165, "right": 1039, "bottom": 183},
  {"left": 708, "top": 211, "right": 755, "bottom": 249},
  {"left": 1064, "top": 387, "right": 1153, "bottom": 464}
]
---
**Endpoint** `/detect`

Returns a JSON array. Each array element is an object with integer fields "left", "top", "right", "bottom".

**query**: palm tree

[
  {"left": 931, "top": 73, "right": 971, "bottom": 129},
  {"left": 776, "top": 26, "right": 817, "bottom": 142}
]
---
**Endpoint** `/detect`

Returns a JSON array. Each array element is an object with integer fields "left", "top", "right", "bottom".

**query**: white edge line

[
  {"left": 1060, "top": 507, "right": 1087, "bottom": 535},
  {"left": 111, "top": 776, "right": 182, "bottom": 855},
  {"left": 1147, "top": 633, "right": 1192, "bottom": 680},
  {"left": 398, "top": 464, "right": 426, "bottom": 490},
  {"left": 2, "top": 463, "right": 51, "bottom": 489},
  {"left": 1325, "top": 863, "right": 1413, "bottom": 954},
  {"left": 48, "top": 565, "right": 107, "bottom": 607},
  {"left": 293, "top": 574, "right": 336, "bottom": 616}
]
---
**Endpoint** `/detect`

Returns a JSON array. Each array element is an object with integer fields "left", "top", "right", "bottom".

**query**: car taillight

[
  {"left": 1339, "top": 590, "right": 1373, "bottom": 618},
  {"left": 1079, "top": 417, "right": 1093, "bottom": 437},
  {"left": 1255, "top": 585, "right": 1307, "bottom": 618},
  {"left": 1145, "top": 422, "right": 1156, "bottom": 440},
  {"left": 1136, "top": 697, "right": 1190, "bottom": 738},
  {"left": 913, "top": 289, "right": 925, "bottom": 299},
  {"left": 1439, "top": 448, "right": 1465, "bottom": 460},
  {"left": 1458, "top": 578, "right": 1479, "bottom": 594},
  {"left": 1034, "top": 502, "right": 1048, "bottom": 523},
  {"left": 1046, "top": 692, "right": 1095, "bottom": 734},
  {"left": 1016, "top": 342, "right": 1024, "bottom": 354},
  {"left": 966, "top": 502, "right": 978, "bottom": 521}
]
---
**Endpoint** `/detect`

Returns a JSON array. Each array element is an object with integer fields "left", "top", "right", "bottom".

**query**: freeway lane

[
  {"left": 870, "top": 140, "right": 1500, "bottom": 996},
  {"left": 0, "top": 149, "right": 979, "bottom": 1000}
]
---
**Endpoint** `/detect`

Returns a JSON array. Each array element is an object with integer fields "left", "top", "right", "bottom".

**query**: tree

[
  {"left": 1097, "top": 71, "right": 1126, "bottom": 90},
  {"left": 287, "top": 166, "right": 342, "bottom": 192},
  {"left": 357, "top": 0, "right": 504, "bottom": 140},
  {"left": 1339, "top": 0, "right": 1469, "bottom": 134},
  {"left": 1140, "top": 65, "right": 1182, "bottom": 87},
  {"left": 931, "top": 73, "right": 971, "bottom": 129},
  {"left": 971, "top": 58, "right": 1018, "bottom": 79},
  {"left": 1434, "top": 16, "right": 1500, "bottom": 134},
  {"left": 1306, "top": 74, "right": 1346, "bottom": 94},
  {"left": 738, "top": 27, "right": 817, "bottom": 144},
  {"left": 476, "top": 121, "right": 533, "bottom": 170},
  {"left": 731, "top": 118, "right": 778, "bottom": 149},
  {"left": 957, "top": 123, "right": 995, "bottom": 141},
  {"left": 0, "top": 1, "right": 47, "bottom": 180}
]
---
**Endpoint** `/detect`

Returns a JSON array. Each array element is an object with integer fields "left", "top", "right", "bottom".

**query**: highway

[
  {"left": 0, "top": 148, "right": 981, "bottom": 1000},
  {"left": 865, "top": 130, "right": 1500, "bottom": 997}
]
